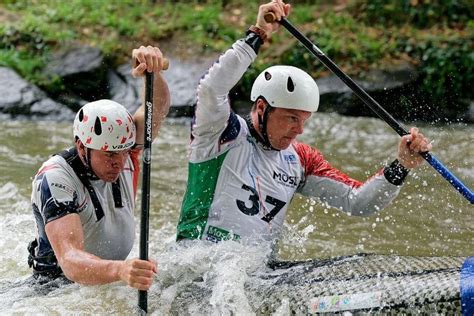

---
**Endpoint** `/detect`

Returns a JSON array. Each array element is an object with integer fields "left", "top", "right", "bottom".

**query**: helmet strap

[
  {"left": 83, "top": 148, "right": 99, "bottom": 180},
  {"left": 255, "top": 99, "right": 279, "bottom": 151}
]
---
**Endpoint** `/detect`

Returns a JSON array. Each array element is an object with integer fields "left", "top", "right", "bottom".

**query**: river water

[{"left": 0, "top": 113, "right": 472, "bottom": 314}]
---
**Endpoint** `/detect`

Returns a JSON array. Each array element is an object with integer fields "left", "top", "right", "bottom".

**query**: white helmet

[
  {"left": 250, "top": 65, "right": 319, "bottom": 112},
  {"left": 73, "top": 100, "right": 136, "bottom": 151}
]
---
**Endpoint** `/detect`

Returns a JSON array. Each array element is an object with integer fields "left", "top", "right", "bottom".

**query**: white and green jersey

[{"left": 177, "top": 40, "right": 402, "bottom": 243}]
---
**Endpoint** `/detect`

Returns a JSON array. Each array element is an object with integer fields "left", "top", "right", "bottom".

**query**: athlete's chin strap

[
  {"left": 246, "top": 99, "right": 279, "bottom": 151},
  {"left": 82, "top": 147, "right": 99, "bottom": 180},
  {"left": 59, "top": 147, "right": 123, "bottom": 222},
  {"left": 80, "top": 147, "right": 123, "bottom": 209}
]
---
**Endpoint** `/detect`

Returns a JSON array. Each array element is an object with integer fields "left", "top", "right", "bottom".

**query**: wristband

[
  {"left": 245, "top": 25, "right": 267, "bottom": 54},
  {"left": 383, "top": 159, "right": 410, "bottom": 185},
  {"left": 248, "top": 25, "right": 268, "bottom": 42}
]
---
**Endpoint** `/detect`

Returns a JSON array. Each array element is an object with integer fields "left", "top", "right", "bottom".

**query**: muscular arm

[{"left": 46, "top": 214, "right": 155, "bottom": 289}]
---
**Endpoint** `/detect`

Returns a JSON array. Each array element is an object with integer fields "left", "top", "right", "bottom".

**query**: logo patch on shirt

[
  {"left": 284, "top": 154, "right": 297, "bottom": 163},
  {"left": 50, "top": 182, "right": 75, "bottom": 196},
  {"left": 273, "top": 171, "right": 299, "bottom": 188},
  {"left": 206, "top": 225, "right": 240, "bottom": 243}
]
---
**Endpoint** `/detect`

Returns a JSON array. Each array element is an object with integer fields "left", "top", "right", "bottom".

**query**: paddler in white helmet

[
  {"left": 176, "top": 0, "right": 432, "bottom": 246},
  {"left": 28, "top": 45, "right": 170, "bottom": 290}
]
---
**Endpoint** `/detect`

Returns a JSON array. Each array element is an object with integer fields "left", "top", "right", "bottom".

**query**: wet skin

[{"left": 89, "top": 149, "right": 130, "bottom": 182}]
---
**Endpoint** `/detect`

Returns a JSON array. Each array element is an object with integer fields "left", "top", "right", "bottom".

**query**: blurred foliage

[
  {"left": 402, "top": 36, "right": 474, "bottom": 107},
  {"left": 350, "top": 0, "right": 473, "bottom": 117},
  {"left": 350, "top": 0, "right": 473, "bottom": 28},
  {"left": 0, "top": 0, "right": 472, "bottom": 117}
]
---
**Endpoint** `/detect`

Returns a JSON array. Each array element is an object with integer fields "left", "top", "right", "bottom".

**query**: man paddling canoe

[
  {"left": 27, "top": 45, "right": 170, "bottom": 290},
  {"left": 176, "top": 0, "right": 432, "bottom": 244}
]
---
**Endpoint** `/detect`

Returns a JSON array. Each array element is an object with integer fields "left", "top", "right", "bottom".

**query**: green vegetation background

[{"left": 0, "top": 0, "right": 472, "bottom": 116}]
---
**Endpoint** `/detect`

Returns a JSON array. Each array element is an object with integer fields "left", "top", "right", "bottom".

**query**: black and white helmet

[{"left": 250, "top": 65, "right": 319, "bottom": 112}]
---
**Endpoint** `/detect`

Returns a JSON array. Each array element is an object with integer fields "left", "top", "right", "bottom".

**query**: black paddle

[
  {"left": 138, "top": 57, "right": 169, "bottom": 314},
  {"left": 138, "top": 71, "right": 153, "bottom": 314},
  {"left": 265, "top": 13, "right": 473, "bottom": 204}
]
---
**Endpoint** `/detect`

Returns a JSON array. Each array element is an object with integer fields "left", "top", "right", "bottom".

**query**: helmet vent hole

[
  {"left": 264, "top": 71, "right": 272, "bottom": 81},
  {"left": 94, "top": 117, "right": 102, "bottom": 135},
  {"left": 287, "top": 77, "right": 295, "bottom": 92},
  {"left": 78, "top": 109, "right": 84, "bottom": 122}
]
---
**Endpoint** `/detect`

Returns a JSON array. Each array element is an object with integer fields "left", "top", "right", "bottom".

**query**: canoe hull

[{"left": 252, "top": 253, "right": 464, "bottom": 314}]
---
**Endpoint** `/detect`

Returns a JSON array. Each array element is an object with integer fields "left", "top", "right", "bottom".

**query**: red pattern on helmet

[
  {"left": 83, "top": 114, "right": 89, "bottom": 122},
  {"left": 86, "top": 136, "right": 92, "bottom": 144},
  {"left": 101, "top": 144, "right": 109, "bottom": 151},
  {"left": 101, "top": 116, "right": 107, "bottom": 122},
  {"left": 116, "top": 119, "right": 123, "bottom": 126},
  {"left": 120, "top": 136, "right": 127, "bottom": 144}
]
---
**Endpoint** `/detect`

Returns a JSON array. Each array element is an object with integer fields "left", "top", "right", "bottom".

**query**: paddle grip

[
  {"left": 264, "top": 12, "right": 277, "bottom": 23},
  {"left": 134, "top": 57, "right": 169, "bottom": 71}
]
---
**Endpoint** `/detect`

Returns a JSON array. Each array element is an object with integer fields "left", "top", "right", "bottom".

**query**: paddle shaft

[
  {"left": 139, "top": 72, "right": 154, "bottom": 313},
  {"left": 267, "top": 15, "right": 473, "bottom": 204}
]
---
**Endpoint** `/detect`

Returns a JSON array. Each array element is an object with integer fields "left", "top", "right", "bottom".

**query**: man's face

[
  {"left": 76, "top": 139, "right": 131, "bottom": 182},
  {"left": 89, "top": 149, "right": 130, "bottom": 182},
  {"left": 266, "top": 107, "right": 312, "bottom": 150}
]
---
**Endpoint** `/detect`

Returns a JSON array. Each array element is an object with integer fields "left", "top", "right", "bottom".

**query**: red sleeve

[
  {"left": 130, "top": 148, "right": 141, "bottom": 198},
  {"left": 292, "top": 141, "right": 363, "bottom": 189}
]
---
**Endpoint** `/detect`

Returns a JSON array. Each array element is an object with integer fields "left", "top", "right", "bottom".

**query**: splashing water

[{"left": 0, "top": 114, "right": 472, "bottom": 313}]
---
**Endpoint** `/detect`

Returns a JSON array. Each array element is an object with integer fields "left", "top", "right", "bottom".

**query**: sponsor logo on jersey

[
  {"left": 284, "top": 154, "right": 297, "bottom": 164},
  {"left": 50, "top": 182, "right": 75, "bottom": 196},
  {"left": 206, "top": 225, "right": 240, "bottom": 242},
  {"left": 273, "top": 171, "right": 299, "bottom": 187}
]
